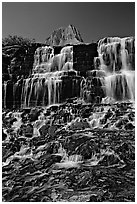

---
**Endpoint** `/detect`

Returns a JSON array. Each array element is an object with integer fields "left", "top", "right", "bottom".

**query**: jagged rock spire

[{"left": 45, "top": 24, "right": 84, "bottom": 46}]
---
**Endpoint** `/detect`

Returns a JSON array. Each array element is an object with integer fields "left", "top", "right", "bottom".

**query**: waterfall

[
  {"left": 96, "top": 37, "right": 135, "bottom": 102},
  {"left": 21, "top": 72, "right": 80, "bottom": 108},
  {"left": 3, "top": 36, "right": 134, "bottom": 109},
  {"left": 20, "top": 45, "right": 81, "bottom": 108}
]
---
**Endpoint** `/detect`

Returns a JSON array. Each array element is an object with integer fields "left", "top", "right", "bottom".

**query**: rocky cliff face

[
  {"left": 2, "top": 43, "right": 45, "bottom": 82},
  {"left": 45, "top": 25, "right": 83, "bottom": 46}
]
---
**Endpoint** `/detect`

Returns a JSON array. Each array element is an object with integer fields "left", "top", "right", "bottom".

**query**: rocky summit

[{"left": 45, "top": 24, "right": 84, "bottom": 46}]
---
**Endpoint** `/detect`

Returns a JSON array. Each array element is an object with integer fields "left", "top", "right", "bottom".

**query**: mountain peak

[{"left": 45, "top": 25, "right": 84, "bottom": 46}]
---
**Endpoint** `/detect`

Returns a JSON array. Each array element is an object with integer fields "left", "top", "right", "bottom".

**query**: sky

[{"left": 2, "top": 2, "right": 135, "bottom": 43}]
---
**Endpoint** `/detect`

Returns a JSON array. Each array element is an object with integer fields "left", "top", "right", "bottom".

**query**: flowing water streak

[
  {"left": 121, "top": 38, "right": 129, "bottom": 71},
  {"left": 21, "top": 78, "right": 30, "bottom": 108},
  {"left": 3, "top": 81, "right": 7, "bottom": 109},
  {"left": 47, "top": 77, "right": 53, "bottom": 105},
  {"left": 28, "top": 78, "right": 35, "bottom": 107}
]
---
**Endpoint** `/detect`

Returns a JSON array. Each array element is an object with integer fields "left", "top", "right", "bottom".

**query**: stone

[
  {"left": 24, "top": 124, "right": 33, "bottom": 138},
  {"left": 50, "top": 154, "right": 62, "bottom": 163},
  {"left": 48, "top": 125, "right": 59, "bottom": 138},
  {"left": 68, "top": 118, "right": 90, "bottom": 131},
  {"left": 80, "top": 107, "right": 92, "bottom": 118},
  {"left": 89, "top": 194, "right": 98, "bottom": 202},
  {"left": 2, "top": 129, "right": 7, "bottom": 141},
  {"left": 9, "top": 117, "right": 17, "bottom": 125},
  {"left": 124, "top": 122, "right": 134, "bottom": 130},
  {"left": 98, "top": 152, "right": 122, "bottom": 166},
  {"left": 39, "top": 124, "right": 50, "bottom": 136},
  {"left": 29, "top": 108, "right": 41, "bottom": 122},
  {"left": 22, "top": 108, "right": 31, "bottom": 114},
  {"left": 45, "top": 25, "right": 83, "bottom": 46}
]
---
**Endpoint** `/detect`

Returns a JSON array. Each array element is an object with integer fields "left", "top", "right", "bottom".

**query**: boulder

[
  {"left": 89, "top": 194, "right": 98, "bottom": 202},
  {"left": 98, "top": 152, "right": 122, "bottom": 166},
  {"left": 48, "top": 125, "right": 59, "bottom": 138},
  {"left": 125, "top": 122, "right": 134, "bottom": 130},
  {"left": 2, "top": 129, "right": 7, "bottom": 141},
  {"left": 39, "top": 124, "right": 50, "bottom": 136},
  {"left": 24, "top": 124, "right": 33, "bottom": 138},
  {"left": 29, "top": 108, "right": 41, "bottom": 122}
]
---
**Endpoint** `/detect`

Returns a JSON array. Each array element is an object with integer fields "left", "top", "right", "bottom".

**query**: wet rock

[
  {"left": 17, "top": 136, "right": 28, "bottom": 142},
  {"left": 115, "top": 119, "right": 122, "bottom": 128},
  {"left": 49, "top": 105, "right": 59, "bottom": 112},
  {"left": 9, "top": 139, "right": 21, "bottom": 154},
  {"left": 69, "top": 118, "right": 90, "bottom": 131},
  {"left": 127, "top": 112, "right": 134, "bottom": 121},
  {"left": 37, "top": 154, "right": 62, "bottom": 169},
  {"left": 116, "top": 142, "right": 135, "bottom": 162},
  {"left": 29, "top": 108, "right": 41, "bottom": 122},
  {"left": 79, "top": 143, "right": 94, "bottom": 160},
  {"left": 98, "top": 152, "right": 122, "bottom": 166},
  {"left": 2, "top": 102, "right": 135, "bottom": 202},
  {"left": 115, "top": 115, "right": 129, "bottom": 129},
  {"left": 124, "top": 122, "right": 134, "bottom": 130},
  {"left": 35, "top": 139, "right": 46, "bottom": 148},
  {"left": 9, "top": 117, "right": 17, "bottom": 125},
  {"left": 89, "top": 194, "right": 98, "bottom": 202},
  {"left": 80, "top": 107, "right": 92, "bottom": 118},
  {"left": 50, "top": 154, "right": 62, "bottom": 163},
  {"left": 48, "top": 125, "right": 59, "bottom": 138},
  {"left": 2, "top": 130, "right": 7, "bottom": 141},
  {"left": 39, "top": 124, "right": 50, "bottom": 136},
  {"left": 23, "top": 108, "right": 31, "bottom": 114},
  {"left": 24, "top": 124, "right": 33, "bottom": 138}
]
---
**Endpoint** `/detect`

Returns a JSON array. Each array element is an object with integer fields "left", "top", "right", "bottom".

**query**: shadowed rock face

[
  {"left": 45, "top": 25, "right": 84, "bottom": 46},
  {"left": 2, "top": 43, "right": 45, "bottom": 82}
]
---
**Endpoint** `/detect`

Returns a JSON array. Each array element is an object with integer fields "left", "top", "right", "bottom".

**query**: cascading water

[
  {"left": 3, "top": 36, "right": 135, "bottom": 109},
  {"left": 33, "top": 46, "right": 54, "bottom": 73},
  {"left": 95, "top": 37, "right": 135, "bottom": 102},
  {"left": 21, "top": 46, "right": 81, "bottom": 107},
  {"left": 12, "top": 112, "right": 23, "bottom": 132},
  {"left": 55, "top": 143, "right": 83, "bottom": 169}
]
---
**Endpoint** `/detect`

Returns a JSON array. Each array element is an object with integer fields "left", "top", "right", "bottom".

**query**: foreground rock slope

[{"left": 2, "top": 100, "right": 135, "bottom": 202}]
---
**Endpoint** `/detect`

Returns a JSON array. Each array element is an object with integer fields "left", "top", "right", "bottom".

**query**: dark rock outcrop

[
  {"left": 2, "top": 43, "right": 45, "bottom": 82},
  {"left": 73, "top": 43, "right": 98, "bottom": 76}
]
